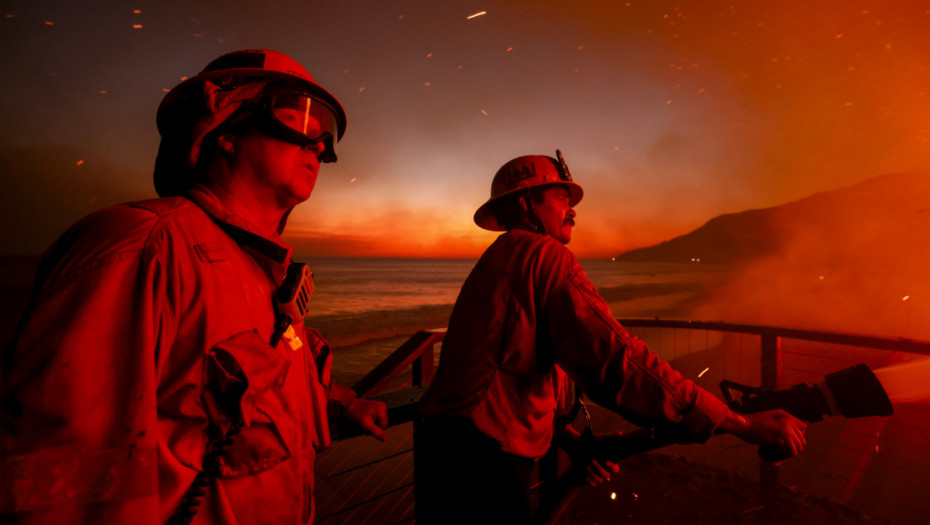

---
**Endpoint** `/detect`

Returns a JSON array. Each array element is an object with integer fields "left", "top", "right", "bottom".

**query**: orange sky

[{"left": 2, "top": 1, "right": 930, "bottom": 259}]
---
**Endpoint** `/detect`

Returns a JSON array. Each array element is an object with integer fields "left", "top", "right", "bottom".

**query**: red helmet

[
  {"left": 153, "top": 49, "right": 347, "bottom": 197},
  {"left": 474, "top": 150, "right": 584, "bottom": 231}
]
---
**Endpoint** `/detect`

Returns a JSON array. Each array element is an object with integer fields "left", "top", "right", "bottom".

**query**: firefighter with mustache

[{"left": 415, "top": 151, "right": 808, "bottom": 524}]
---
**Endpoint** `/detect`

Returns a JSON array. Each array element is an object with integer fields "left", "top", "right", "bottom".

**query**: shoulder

[
  {"left": 67, "top": 197, "right": 195, "bottom": 240},
  {"left": 490, "top": 230, "right": 579, "bottom": 286},
  {"left": 504, "top": 230, "right": 577, "bottom": 268},
  {"left": 37, "top": 197, "right": 205, "bottom": 285}
]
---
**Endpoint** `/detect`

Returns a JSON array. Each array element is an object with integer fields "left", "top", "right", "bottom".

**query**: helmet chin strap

[{"left": 519, "top": 192, "right": 547, "bottom": 235}]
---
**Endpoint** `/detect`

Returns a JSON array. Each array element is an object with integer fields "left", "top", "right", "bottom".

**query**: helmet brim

[{"left": 473, "top": 182, "right": 583, "bottom": 231}]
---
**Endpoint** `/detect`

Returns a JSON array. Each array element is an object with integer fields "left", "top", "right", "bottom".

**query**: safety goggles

[{"left": 255, "top": 89, "right": 341, "bottom": 162}]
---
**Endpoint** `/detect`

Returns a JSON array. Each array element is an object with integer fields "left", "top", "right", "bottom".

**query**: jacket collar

[{"left": 186, "top": 184, "right": 293, "bottom": 266}]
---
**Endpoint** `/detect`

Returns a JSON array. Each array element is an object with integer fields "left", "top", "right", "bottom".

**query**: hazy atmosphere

[{"left": 3, "top": 0, "right": 930, "bottom": 258}]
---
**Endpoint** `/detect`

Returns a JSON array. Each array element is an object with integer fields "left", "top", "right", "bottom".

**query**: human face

[
  {"left": 531, "top": 185, "right": 576, "bottom": 244},
  {"left": 232, "top": 117, "right": 326, "bottom": 210}
]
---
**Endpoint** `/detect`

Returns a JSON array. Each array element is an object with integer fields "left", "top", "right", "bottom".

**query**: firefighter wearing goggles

[
  {"left": 1, "top": 49, "right": 388, "bottom": 525},
  {"left": 154, "top": 48, "right": 347, "bottom": 197}
]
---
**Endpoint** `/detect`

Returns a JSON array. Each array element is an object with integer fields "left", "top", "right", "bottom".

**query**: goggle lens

[{"left": 270, "top": 92, "right": 339, "bottom": 144}]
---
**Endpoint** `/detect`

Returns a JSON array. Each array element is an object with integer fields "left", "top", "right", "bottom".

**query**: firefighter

[
  {"left": 415, "top": 152, "right": 807, "bottom": 524},
  {"left": 0, "top": 49, "right": 387, "bottom": 524}
]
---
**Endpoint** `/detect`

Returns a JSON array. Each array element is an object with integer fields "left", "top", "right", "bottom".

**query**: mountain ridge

[{"left": 616, "top": 172, "right": 930, "bottom": 265}]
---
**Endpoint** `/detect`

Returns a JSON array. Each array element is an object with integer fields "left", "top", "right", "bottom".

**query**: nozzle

[
  {"left": 721, "top": 363, "right": 894, "bottom": 422},
  {"left": 819, "top": 363, "right": 894, "bottom": 418}
]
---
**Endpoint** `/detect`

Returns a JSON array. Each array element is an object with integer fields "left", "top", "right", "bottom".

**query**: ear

[
  {"left": 216, "top": 133, "right": 236, "bottom": 155},
  {"left": 519, "top": 195, "right": 530, "bottom": 213}
]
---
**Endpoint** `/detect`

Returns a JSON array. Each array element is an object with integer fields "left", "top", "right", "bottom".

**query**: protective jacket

[
  {"left": 418, "top": 229, "right": 731, "bottom": 458},
  {"left": 0, "top": 184, "right": 356, "bottom": 524}
]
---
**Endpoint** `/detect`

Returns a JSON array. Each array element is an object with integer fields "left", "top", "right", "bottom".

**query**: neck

[{"left": 204, "top": 167, "right": 289, "bottom": 237}]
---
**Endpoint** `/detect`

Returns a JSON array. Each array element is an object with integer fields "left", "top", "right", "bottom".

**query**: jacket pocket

[{"left": 201, "top": 330, "right": 293, "bottom": 477}]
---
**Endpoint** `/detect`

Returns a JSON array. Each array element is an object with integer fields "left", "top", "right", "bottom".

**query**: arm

[
  {"left": 1, "top": 212, "right": 167, "bottom": 523},
  {"left": 716, "top": 409, "right": 808, "bottom": 457}
]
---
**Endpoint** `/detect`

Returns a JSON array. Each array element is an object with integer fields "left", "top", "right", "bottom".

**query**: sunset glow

[{"left": 2, "top": 1, "right": 930, "bottom": 261}]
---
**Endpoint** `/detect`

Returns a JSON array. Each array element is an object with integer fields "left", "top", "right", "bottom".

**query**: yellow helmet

[{"left": 474, "top": 150, "right": 584, "bottom": 231}]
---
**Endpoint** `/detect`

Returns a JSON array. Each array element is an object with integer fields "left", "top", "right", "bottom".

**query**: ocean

[
  {"left": 301, "top": 257, "right": 719, "bottom": 318},
  {"left": 298, "top": 257, "right": 726, "bottom": 385}
]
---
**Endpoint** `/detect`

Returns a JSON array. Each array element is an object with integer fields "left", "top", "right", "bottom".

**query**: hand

[
  {"left": 584, "top": 459, "right": 620, "bottom": 487},
  {"left": 723, "top": 409, "right": 808, "bottom": 457},
  {"left": 343, "top": 398, "right": 389, "bottom": 441}
]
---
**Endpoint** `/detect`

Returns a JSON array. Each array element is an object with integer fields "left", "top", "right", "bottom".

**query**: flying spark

[
  {"left": 350, "top": 178, "right": 358, "bottom": 183},
  {"left": 698, "top": 367, "right": 710, "bottom": 378},
  {"left": 76, "top": 160, "right": 84, "bottom": 166},
  {"left": 467, "top": 11, "right": 487, "bottom": 20},
  {"left": 903, "top": 295, "right": 910, "bottom": 301},
  {"left": 610, "top": 492, "right": 617, "bottom": 500}
]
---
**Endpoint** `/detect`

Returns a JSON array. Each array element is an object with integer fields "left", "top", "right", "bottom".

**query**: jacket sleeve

[
  {"left": 0, "top": 209, "right": 169, "bottom": 523},
  {"left": 300, "top": 326, "right": 356, "bottom": 420},
  {"left": 545, "top": 262, "right": 730, "bottom": 443}
]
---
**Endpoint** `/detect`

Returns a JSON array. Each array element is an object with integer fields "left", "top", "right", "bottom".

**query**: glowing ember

[
  {"left": 350, "top": 178, "right": 357, "bottom": 183},
  {"left": 902, "top": 295, "right": 910, "bottom": 301},
  {"left": 133, "top": 9, "right": 141, "bottom": 14},
  {"left": 698, "top": 367, "right": 710, "bottom": 378},
  {"left": 507, "top": 47, "right": 513, "bottom": 52},
  {"left": 44, "top": 21, "right": 54, "bottom": 26},
  {"left": 480, "top": 110, "right": 488, "bottom": 116},
  {"left": 610, "top": 492, "right": 617, "bottom": 500},
  {"left": 132, "top": 24, "right": 143, "bottom": 29},
  {"left": 466, "top": 11, "right": 487, "bottom": 20},
  {"left": 76, "top": 160, "right": 84, "bottom": 166}
]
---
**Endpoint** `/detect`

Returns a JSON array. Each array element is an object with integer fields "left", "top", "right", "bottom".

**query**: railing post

[
  {"left": 759, "top": 333, "right": 781, "bottom": 504},
  {"left": 412, "top": 339, "right": 435, "bottom": 386}
]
